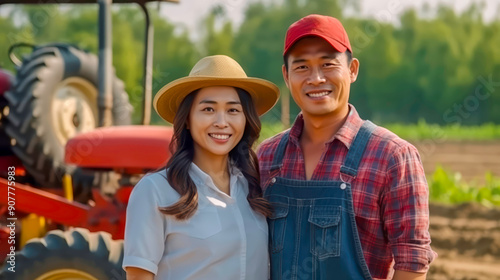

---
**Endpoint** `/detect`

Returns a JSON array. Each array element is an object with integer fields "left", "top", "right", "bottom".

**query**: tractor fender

[{"left": 0, "top": 69, "right": 14, "bottom": 97}]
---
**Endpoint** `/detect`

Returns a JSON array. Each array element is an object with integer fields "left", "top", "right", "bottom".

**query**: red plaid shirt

[{"left": 257, "top": 105, "right": 436, "bottom": 279}]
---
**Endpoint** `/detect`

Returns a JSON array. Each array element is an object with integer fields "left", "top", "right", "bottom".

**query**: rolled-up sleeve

[
  {"left": 384, "top": 144, "right": 437, "bottom": 273},
  {"left": 122, "top": 176, "right": 166, "bottom": 275}
]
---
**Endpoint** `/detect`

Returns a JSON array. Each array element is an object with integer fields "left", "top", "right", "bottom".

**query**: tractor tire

[
  {"left": 4, "top": 45, "right": 132, "bottom": 195},
  {"left": 0, "top": 228, "right": 125, "bottom": 280}
]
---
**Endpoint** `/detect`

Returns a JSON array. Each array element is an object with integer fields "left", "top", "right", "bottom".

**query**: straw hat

[{"left": 153, "top": 55, "right": 280, "bottom": 123}]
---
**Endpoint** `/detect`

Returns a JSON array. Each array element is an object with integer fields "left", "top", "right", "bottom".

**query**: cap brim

[
  {"left": 283, "top": 32, "right": 348, "bottom": 56},
  {"left": 153, "top": 76, "right": 280, "bottom": 123}
]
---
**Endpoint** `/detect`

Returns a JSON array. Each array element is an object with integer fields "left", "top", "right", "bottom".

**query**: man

[{"left": 258, "top": 14, "right": 436, "bottom": 280}]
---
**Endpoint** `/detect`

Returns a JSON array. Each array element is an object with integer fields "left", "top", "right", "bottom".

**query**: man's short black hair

[{"left": 284, "top": 50, "right": 353, "bottom": 71}]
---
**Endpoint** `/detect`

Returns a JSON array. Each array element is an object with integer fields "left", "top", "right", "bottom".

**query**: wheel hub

[
  {"left": 35, "top": 269, "right": 99, "bottom": 280},
  {"left": 52, "top": 77, "right": 98, "bottom": 145}
]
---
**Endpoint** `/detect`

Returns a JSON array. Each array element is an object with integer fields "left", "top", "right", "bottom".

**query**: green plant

[{"left": 429, "top": 166, "right": 500, "bottom": 207}]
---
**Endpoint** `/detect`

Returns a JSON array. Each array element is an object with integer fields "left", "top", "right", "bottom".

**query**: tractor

[{"left": 0, "top": 0, "right": 177, "bottom": 279}]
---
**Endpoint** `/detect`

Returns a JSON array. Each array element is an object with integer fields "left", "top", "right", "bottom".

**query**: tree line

[{"left": 0, "top": 0, "right": 499, "bottom": 125}]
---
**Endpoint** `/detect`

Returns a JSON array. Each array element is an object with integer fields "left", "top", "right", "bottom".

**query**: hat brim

[
  {"left": 283, "top": 32, "right": 349, "bottom": 56},
  {"left": 154, "top": 76, "right": 280, "bottom": 124}
]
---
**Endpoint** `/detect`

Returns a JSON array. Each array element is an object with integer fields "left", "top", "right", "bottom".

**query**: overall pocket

[
  {"left": 309, "top": 205, "right": 341, "bottom": 259},
  {"left": 268, "top": 201, "right": 289, "bottom": 254}
]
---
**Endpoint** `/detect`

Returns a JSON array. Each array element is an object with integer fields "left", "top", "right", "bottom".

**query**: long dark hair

[{"left": 159, "top": 87, "right": 272, "bottom": 220}]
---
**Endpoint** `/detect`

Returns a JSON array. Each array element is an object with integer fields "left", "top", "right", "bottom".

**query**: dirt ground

[
  {"left": 427, "top": 203, "right": 500, "bottom": 280},
  {"left": 412, "top": 140, "right": 500, "bottom": 183},
  {"left": 409, "top": 141, "right": 500, "bottom": 279}
]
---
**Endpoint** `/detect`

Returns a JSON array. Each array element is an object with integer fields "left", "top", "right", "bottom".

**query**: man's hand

[{"left": 393, "top": 270, "right": 426, "bottom": 280}]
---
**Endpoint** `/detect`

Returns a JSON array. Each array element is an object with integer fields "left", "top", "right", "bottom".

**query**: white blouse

[{"left": 122, "top": 163, "right": 269, "bottom": 280}]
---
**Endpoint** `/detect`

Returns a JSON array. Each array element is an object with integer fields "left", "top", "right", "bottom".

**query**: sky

[{"left": 158, "top": 0, "right": 500, "bottom": 39}]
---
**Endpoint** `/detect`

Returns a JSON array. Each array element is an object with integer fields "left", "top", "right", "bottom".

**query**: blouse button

[
  {"left": 340, "top": 183, "right": 347, "bottom": 190},
  {"left": 271, "top": 177, "right": 277, "bottom": 184}
]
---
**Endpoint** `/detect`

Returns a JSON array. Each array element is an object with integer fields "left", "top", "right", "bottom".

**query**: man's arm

[{"left": 383, "top": 144, "right": 436, "bottom": 275}]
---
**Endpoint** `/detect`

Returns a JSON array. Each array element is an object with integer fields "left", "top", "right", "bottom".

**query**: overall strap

[
  {"left": 340, "top": 121, "right": 377, "bottom": 179},
  {"left": 270, "top": 130, "right": 291, "bottom": 171}
]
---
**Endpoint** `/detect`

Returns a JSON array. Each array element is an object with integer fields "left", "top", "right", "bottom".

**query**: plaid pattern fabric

[{"left": 257, "top": 105, "right": 437, "bottom": 279}]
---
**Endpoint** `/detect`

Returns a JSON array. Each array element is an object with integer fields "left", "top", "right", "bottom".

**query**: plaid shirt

[{"left": 257, "top": 105, "right": 436, "bottom": 279}]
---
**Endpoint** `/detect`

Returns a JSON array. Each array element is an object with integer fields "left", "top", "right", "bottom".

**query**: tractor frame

[{"left": 0, "top": 0, "right": 177, "bottom": 278}]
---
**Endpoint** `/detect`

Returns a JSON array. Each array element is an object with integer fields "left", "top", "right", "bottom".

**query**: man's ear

[
  {"left": 282, "top": 64, "right": 290, "bottom": 89},
  {"left": 349, "top": 58, "right": 360, "bottom": 83}
]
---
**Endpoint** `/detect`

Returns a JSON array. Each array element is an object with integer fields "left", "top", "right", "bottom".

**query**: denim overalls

[{"left": 265, "top": 121, "right": 375, "bottom": 280}]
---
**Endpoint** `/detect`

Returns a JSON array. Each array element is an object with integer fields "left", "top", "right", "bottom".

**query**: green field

[
  {"left": 385, "top": 121, "right": 500, "bottom": 141},
  {"left": 260, "top": 121, "right": 500, "bottom": 143},
  {"left": 259, "top": 122, "right": 287, "bottom": 143}
]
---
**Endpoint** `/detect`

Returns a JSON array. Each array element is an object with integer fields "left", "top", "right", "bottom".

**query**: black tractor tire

[
  {"left": 4, "top": 45, "right": 132, "bottom": 196},
  {"left": 0, "top": 228, "right": 125, "bottom": 280}
]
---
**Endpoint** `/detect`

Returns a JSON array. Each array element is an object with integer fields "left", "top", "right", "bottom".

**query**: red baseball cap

[{"left": 284, "top": 14, "right": 352, "bottom": 57}]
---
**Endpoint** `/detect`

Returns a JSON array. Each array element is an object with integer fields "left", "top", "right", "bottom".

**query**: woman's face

[{"left": 188, "top": 86, "right": 246, "bottom": 161}]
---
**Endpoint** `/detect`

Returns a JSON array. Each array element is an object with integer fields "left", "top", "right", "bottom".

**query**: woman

[{"left": 123, "top": 55, "right": 279, "bottom": 280}]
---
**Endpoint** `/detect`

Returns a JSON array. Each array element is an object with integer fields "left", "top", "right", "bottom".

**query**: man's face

[{"left": 282, "top": 37, "right": 359, "bottom": 119}]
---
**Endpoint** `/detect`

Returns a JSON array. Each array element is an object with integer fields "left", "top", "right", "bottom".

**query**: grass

[
  {"left": 261, "top": 120, "right": 500, "bottom": 142},
  {"left": 258, "top": 122, "right": 287, "bottom": 144},
  {"left": 386, "top": 120, "right": 500, "bottom": 141}
]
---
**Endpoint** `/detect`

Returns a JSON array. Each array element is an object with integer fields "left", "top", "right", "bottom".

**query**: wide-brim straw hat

[{"left": 153, "top": 55, "right": 280, "bottom": 123}]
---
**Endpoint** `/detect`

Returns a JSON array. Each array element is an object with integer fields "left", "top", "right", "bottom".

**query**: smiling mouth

[
  {"left": 306, "top": 91, "right": 331, "bottom": 98},
  {"left": 209, "top": 133, "right": 231, "bottom": 140}
]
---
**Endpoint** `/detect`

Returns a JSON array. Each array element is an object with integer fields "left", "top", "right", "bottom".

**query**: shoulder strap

[
  {"left": 339, "top": 121, "right": 377, "bottom": 178},
  {"left": 269, "top": 130, "right": 291, "bottom": 171}
]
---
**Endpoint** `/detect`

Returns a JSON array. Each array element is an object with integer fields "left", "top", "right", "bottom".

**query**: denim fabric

[{"left": 265, "top": 121, "right": 375, "bottom": 280}]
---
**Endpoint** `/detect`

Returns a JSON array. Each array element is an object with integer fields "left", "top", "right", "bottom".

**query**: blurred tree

[
  {"left": 20, "top": 5, "right": 67, "bottom": 44},
  {"left": 1, "top": 1, "right": 499, "bottom": 125},
  {"left": 0, "top": 12, "right": 23, "bottom": 71},
  {"left": 201, "top": 5, "right": 234, "bottom": 57},
  {"left": 148, "top": 9, "right": 199, "bottom": 124}
]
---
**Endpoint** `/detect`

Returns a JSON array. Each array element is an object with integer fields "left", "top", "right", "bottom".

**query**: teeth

[
  {"left": 308, "top": 91, "right": 329, "bottom": 97},
  {"left": 210, "top": 134, "right": 230, "bottom": 140}
]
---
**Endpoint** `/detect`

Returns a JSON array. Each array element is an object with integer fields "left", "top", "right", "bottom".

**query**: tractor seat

[{"left": 65, "top": 125, "right": 173, "bottom": 171}]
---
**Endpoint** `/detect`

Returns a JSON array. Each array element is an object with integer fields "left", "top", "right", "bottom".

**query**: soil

[
  {"left": 427, "top": 203, "right": 500, "bottom": 280},
  {"left": 411, "top": 141, "right": 500, "bottom": 279},
  {"left": 411, "top": 140, "right": 500, "bottom": 183}
]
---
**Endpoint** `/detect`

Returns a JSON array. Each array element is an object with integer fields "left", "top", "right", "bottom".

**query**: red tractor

[{"left": 0, "top": 0, "right": 176, "bottom": 279}]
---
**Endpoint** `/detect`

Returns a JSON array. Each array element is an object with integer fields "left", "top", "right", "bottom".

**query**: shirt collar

[
  {"left": 188, "top": 161, "right": 244, "bottom": 191},
  {"left": 189, "top": 162, "right": 212, "bottom": 186},
  {"left": 288, "top": 104, "right": 363, "bottom": 150}
]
